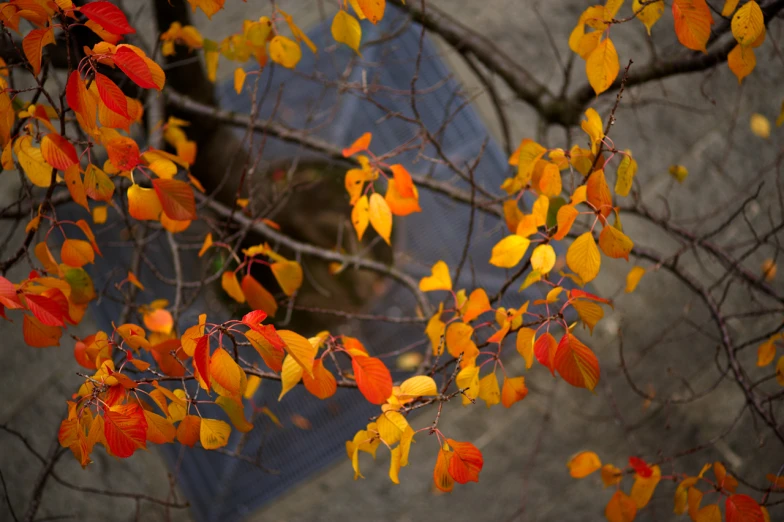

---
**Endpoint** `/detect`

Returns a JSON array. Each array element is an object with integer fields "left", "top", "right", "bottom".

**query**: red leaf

[
  {"left": 152, "top": 178, "right": 196, "bottom": 221},
  {"left": 114, "top": 47, "right": 157, "bottom": 89},
  {"left": 94, "top": 73, "right": 129, "bottom": 119},
  {"left": 725, "top": 494, "right": 764, "bottom": 522},
  {"left": 534, "top": 332, "right": 557, "bottom": 374},
  {"left": 66, "top": 71, "right": 81, "bottom": 113},
  {"left": 629, "top": 457, "right": 653, "bottom": 478},
  {"left": 193, "top": 335, "right": 211, "bottom": 390},
  {"left": 242, "top": 310, "right": 268, "bottom": 328},
  {"left": 103, "top": 403, "right": 147, "bottom": 458},
  {"left": 105, "top": 136, "right": 140, "bottom": 171},
  {"left": 446, "top": 439, "right": 484, "bottom": 484},
  {"left": 351, "top": 356, "right": 392, "bottom": 404},
  {"left": 0, "top": 276, "right": 22, "bottom": 309},
  {"left": 80, "top": 2, "right": 136, "bottom": 35},
  {"left": 24, "top": 293, "right": 65, "bottom": 326},
  {"left": 41, "top": 133, "right": 79, "bottom": 170},
  {"left": 569, "top": 289, "right": 613, "bottom": 306}
]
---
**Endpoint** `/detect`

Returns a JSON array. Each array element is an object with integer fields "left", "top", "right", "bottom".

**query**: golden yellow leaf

[
  {"left": 530, "top": 244, "right": 556, "bottom": 274},
  {"left": 750, "top": 113, "right": 771, "bottom": 139},
  {"left": 501, "top": 376, "right": 528, "bottom": 407},
  {"left": 199, "top": 418, "right": 231, "bottom": 450},
  {"left": 581, "top": 108, "right": 604, "bottom": 154},
  {"left": 233, "top": 67, "right": 246, "bottom": 94},
  {"left": 269, "top": 35, "right": 302, "bottom": 69},
  {"left": 399, "top": 375, "right": 438, "bottom": 399},
  {"left": 722, "top": 0, "right": 740, "bottom": 17},
  {"left": 606, "top": 490, "right": 637, "bottom": 522},
  {"left": 221, "top": 271, "right": 245, "bottom": 303},
  {"left": 669, "top": 164, "right": 688, "bottom": 183},
  {"left": 625, "top": 266, "right": 646, "bottom": 293},
  {"left": 278, "top": 354, "right": 304, "bottom": 400},
  {"left": 352, "top": 194, "right": 369, "bottom": 240},
  {"left": 368, "top": 192, "right": 392, "bottom": 244},
  {"left": 478, "top": 372, "right": 500, "bottom": 408},
  {"left": 332, "top": 10, "right": 362, "bottom": 55},
  {"left": 490, "top": 235, "right": 530, "bottom": 268},
  {"left": 455, "top": 364, "right": 480, "bottom": 405},
  {"left": 731, "top": 1, "right": 764, "bottom": 46},
  {"left": 271, "top": 260, "right": 303, "bottom": 296},
  {"left": 419, "top": 260, "right": 452, "bottom": 292},
  {"left": 728, "top": 43, "right": 756, "bottom": 83},
  {"left": 566, "top": 232, "right": 601, "bottom": 283},
  {"left": 599, "top": 225, "right": 634, "bottom": 260},
  {"left": 586, "top": 37, "right": 619, "bottom": 95},
  {"left": 615, "top": 151, "right": 637, "bottom": 197},
  {"left": 15, "top": 136, "right": 53, "bottom": 187},
  {"left": 602, "top": 464, "right": 623, "bottom": 487},
  {"left": 631, "top": 465, "right": 661, "bottom": 508},
  {"left": 516, "top": 328, "right": 535, "bottom": 369},
  {"left": 634, "top": 0, "right": 664, "bottom": 35}
]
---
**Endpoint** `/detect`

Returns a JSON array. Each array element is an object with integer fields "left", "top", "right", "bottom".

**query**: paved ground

[{"left": 1, "top": 1, "right": 783, "bottom": 521}]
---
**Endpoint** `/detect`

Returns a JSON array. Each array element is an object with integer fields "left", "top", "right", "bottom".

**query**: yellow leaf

[
  {"left": 377, "top": 410, "right": 408, "bottom": 445},
  {"left": 581, "top": 108, "right": 604, "bottom": 155},
  {"left": 568, "top": 451, "right": 602, "bottom": 478},
  {"left": 631, "top": 465, "right": 661, "bottom": 508},
  {"left": 695, "top": 504, "right": 721, "bottom": 522},
  {"left": 634, "top": 0, "right": 664, "bottom": 35},
  {"left": 15, "top": 136, "right": 53, "bottom": 187},
  {"left": 510, "top": 139, "right": 546, "bottom": 184},
  {"left": 567, "top": 232, "right": 601, "bottom": 283},
  {"left": 199, "top": 418, "right": 231, "bottom": 450},
  {"left": 233, "top": 67, "right": 246, "bottom": 94},
  {"left": 269, "top": 35, "right": 302, "bottom": 69},
  {"left": 478, "top": 372, "right": 500, "bottom": 408},
  {"left": 426, "top": 306, "right": 446, "bottom": 355},
  {"left": 446, "top": 322, "right": 478, "bottom": 363},
  {"left": 278, "top": 354, "right": 303, "bottom": 400},
  {"left": 127, "top": 184, "right": 162, "bottom": 221},
  {"left": 532, "top": 194, "right": 550, "bottom": 227},
  {"left": 615, "top": 152, "right": 637, "bottom": 197},
  {"left": 625, "top": 266, "right": 645, "bottom": 293},
  {"left": 210, "top": 347, "right": 245, "bottom": 398},
  {"left": 198, "top": 233, "right": 213, "bottom": 257},
  {"left": 271, "top": 260, "right": 303, "bottom": 296},
  {"left": 530, "top": 244, "right": 556, "bottom": 274},
  {"left": 279, "top": 329, "right": 317, "bottom": 375},
  {"left": 398, "top": 375, "right": 438, "bottom": 400},
  {"left": 750, "top": 113, "right": 771, "bottom": 139},
  {"left": 586, "top": 37, "right": 619, "bottom": 95},
  {"left": 332, "top": 10, "right": 362, "bottom": 55},
  {"left": 419, "top": 260, "right": 452, "bottom": 292},
  {"left": 731, "top": 1, "right": 764, "bottom": 46},
  {"left": 455, "top": 364, "right": 480, "bottom": 405},
  {"left": 352, "top": 194, "right": 370, "bottom": 240},
  {"left": 516, "top": 328, "right": 535, "bottom": 368},
  {"left": 92, "top": 206, "right": 107, "bottom": 224},
  {"left": 599, "top": 225, "right": 634, "bottom": 260},
  {"left": 669, "top": 164, "right": 688, "bottom": 183},
  {"left": 572, "top": 299, "right": 604, "bottom": 334},
  {"left": 368, "top": 193, "right": 392, "bottom": 244},
  {"left": 722, "top": 0, "right": 740, "bottom": 17},
  {"left": 216, "top": 396, "right": 253, "bottom": 432},
  {"left": 490, "top": 235, "right": 530, "bottom": 268},
  {"left": 389, "top": 445, "right": 401, "bottom": 484}
]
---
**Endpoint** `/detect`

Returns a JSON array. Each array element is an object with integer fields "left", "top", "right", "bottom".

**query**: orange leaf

[
  {"left": 83, "top": 164, "right": 114, "bottom": 202},
  {"left": 554, "top": 333, "right": 600, "bottom": 391},
  {"left": 302, "top": 359, "right": 337, "bottom": 399},
  {"left": 176, "top": 415, "right": 201, "bottom": 447},
  {"left": 127, "top": 184, "right": 163, "bottom": 221},
  {"left": 605, "top": 490, "right": 637, "bottom": 522},
  {"left": 210, "top": 346, "right": 245, "bottom": 397},
  {"left": 22, "top": 28, "right": 54, "bottom": 76},
  {"left": 342, "top": 132, "right": 371, "bottom": 157},
  {"left": 64, "top": 165, "right": 89, "bottom": 211},
  {"left": 352, "top": 355, "right": 392, "bottom": 404},
  {"left": 103, "top": 403, "right": 147, "bottom": 458},
  {"left": 241, "top": 275, "right": 278, "bottom": 317},
  {"left": 61, "top": 239, "right": 95, "bottom": 268},
  {"left": 446, "top": 439, "right": 483, "bottom": 484},
  {"left": 23, "top": 314, "right": 61, "bottom": 347},
  {"left": 152, "top": 178, "right": 196, "bottom": 221},
  {"left": 221, "top": 271, "right": 246, "bottom": 303},
  {"left": 672, "top": 0, "right": 713, "bottom": 53},
  {"left": 143, "top": 410, "right": 175, "bottom": 444},
  {"left": 501, "top": 376, "right": 528, "bottom": 407},
  {"left": 278, "top": 329, "right": 316, "bottom": 375},
  {"left": 356, "top": 0, "right": 385, "bottom": 24},
  {"left": 193, "top": 335, "right": 211, "bottom": 391},
  {"left": 389, "top": 164, "right": 415, "bottom": 198},
  {"left": 567, "top": 451, "right": 601, "bottom": 478},
  {"left": 433, "top": 447, "right": 454, "bottom": 492},
  {"left": 105, "top": 136, "right": 140, "bottom": 171},
  {"left": 462, "top": 288, "right": 491, "bottom": 322}
]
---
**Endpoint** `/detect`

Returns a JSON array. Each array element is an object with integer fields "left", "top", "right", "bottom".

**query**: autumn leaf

[
  {"left": 490, "top": 235, "right": 530, "bottom": 268},
  {"left": 554, "top": 333, "right": 600, "bottom": 391},
  {"left": 568, "top": 451, "right": 601, "bottom": 478},
  {"left": 94, "top": 73, "right": 129, "bottom": 119},
  {"left": 332, "top": 10, "right": 362, "bottom": 55},
  {"left": 22, "top": 28, "right": 55, "bottom": 76},
  {"left": 586, "top": 37, "right": 619, "bottom": 95},
  {"left": 530, "top": 244, "right": 556, "bottom": 274},
  {"left": 630, "top": 465, "right": 661, "bottom": 508},
  {"left": 599, "top": 225, "right": 634, "bottom": 260},
  {"left": 725, "top": 494, "right": 764, "bottom": 522},
  {"left": 152, "top": 178, "right": 196, "bottom": 221},
  {"left": 567, "top": 232, "right": 601, "bottom": 283},
  {"left": 605, "top": 490, "right": 637, "bottom": 522},
  {"left": 462, "top": 288, "right": 491, "bottom": 322},
  {"left": 419, "top": 260, "right": 452, "bottom": 292},
  {"left": 634, "top": 0, "right": 664, "bottom": 35},
  {"left": 241, "top": 275, "right": 278, "bottom": 317},
  {"left": 200, "top": 418, "right": 231, "bottom": 450},
  {"left": 210, "top": 347, "right": 245, "bottom": 398},
  {"left": 615, "top": 152, "right": 637, "bottom": 197},
  {"left": 368, "top": 193, "right": 392, "bottom": 245},
  {"left": 80, "top": 1, "right": 136, "bottom": 35},
  {"left": 352, "top": 355, "right": 392, "bottom": 404},
  {"left": 342, "top": 132, "right": 371, "bottom": 157},
  {"left": 278, "top": 329, "right": 316, "bottom": 375},
  {"left": 731, "top": 1, "right": 764, "bottom": 46},
  {"left": 61, "top": 239, "right": 95, "bottom": 268},
  {"left": 672, "top": 0, "right": 713, "bottom": 53},
  {"left": 446, "top": 439, "right": 483, "bottom": 484},
  {"left": 302, "top": 359, "right": 337, "bottom": 399},
  {"left": 41, "top": 133, "right": 78, "bottom": 170},
  {"left": 104, "top": 403, "right": 147, "bottom": 458},
  {"left": 269, "top": 36, "right": 302, "bottom": 68},
  {"left": 433, "top": 446, "right": 454, "bottom": 492},
  {"left": 501, "top": 376, "right": 528, "bottom": 407},
  {"left": 271, "top": 260, "right": 303, "bottom": 296},
  {"left": 84, "top": 164, "right": 114, "bottom": 202},
  {"left": 478, "top": 372, "right": 501, "bottom": 408},
  {"left": 355, "top": 0, "right": 385, "bottom": 24},
  {"left": 114, "top": 47, "right": 158, "bottom": 89}
]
